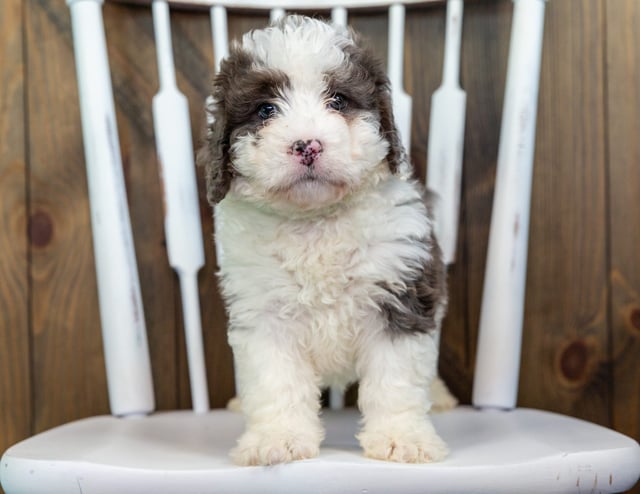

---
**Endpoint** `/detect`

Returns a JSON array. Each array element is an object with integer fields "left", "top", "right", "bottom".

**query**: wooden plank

[
  {"left": 26, "top": 0, "right": 110, "bottom": 430},
  {"left": 404, "top": 3, "right": 474, "bottom": 402},
  {"left": 605, "top": 0, "right": 640, "bottom": 447},
  {"left": 446, "top": 0, "right": 513, "bottom": 401},
  {"left": 99, "top": 4, "right": 251, "bottom": 411},
  {"left": 24, "top": 0, "right": 176, "bottom": 429},
  {"left": 518, "top": 0, "right": 610, "bottom": 425},
  {"left": 169, "top": 8, "right": 243, "bottom": 409},
  {"left": 103, "top": 1, "right": 180, "bottom": 411},
  {"left": 0, "top": 0, "right": 31, "bottom": 454},
  {"left": 15, "top": 0, "right": 636, "bottom": 442}
]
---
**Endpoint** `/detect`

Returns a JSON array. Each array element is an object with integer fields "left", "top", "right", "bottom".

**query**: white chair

[{"left": 2, "top": 1, "right": 639, "bottom": 493}]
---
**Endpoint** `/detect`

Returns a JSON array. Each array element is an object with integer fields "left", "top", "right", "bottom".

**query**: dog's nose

[{"left": 290, "top": 139, "right": 323, "bottom": 167}]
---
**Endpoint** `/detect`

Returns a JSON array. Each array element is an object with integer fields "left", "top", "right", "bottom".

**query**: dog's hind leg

[{"left": 430, "top": 375, "right": 458, "bottom": 413}]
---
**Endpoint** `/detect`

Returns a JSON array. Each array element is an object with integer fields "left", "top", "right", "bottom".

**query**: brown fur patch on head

[
  {"left": 198, "top": 46, "right": 291, "bottom": 205},
  {"left": 199, "top": 20, "right": 406, "bottom": 204},
  {"left": 324, "top": 36, "right": 405, "bottom": 174}
]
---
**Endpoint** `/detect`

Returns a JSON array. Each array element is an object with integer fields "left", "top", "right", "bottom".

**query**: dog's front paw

[
  {"left": 358, "top": 428, "right": 448, "bottom": 463},
  {"left": 231, "top": 430, "right": 321, "bottom": 466}
]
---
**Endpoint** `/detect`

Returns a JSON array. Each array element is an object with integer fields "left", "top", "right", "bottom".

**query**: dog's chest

[
  {"left": 270, "top": 213, "right": 392, "bottom": 378},
  {"left": 274, "top": 218, "right": 366, "bottom": 307},
  {"left": 219, "top": 180, "right": 430, "bottom": 375}
]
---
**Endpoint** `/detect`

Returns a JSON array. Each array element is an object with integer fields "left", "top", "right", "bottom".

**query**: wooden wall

[{"left": 1, "top": 0, "right": 639, "bottom": 492}]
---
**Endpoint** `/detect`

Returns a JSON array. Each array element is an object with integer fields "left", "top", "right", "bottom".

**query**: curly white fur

[{"left": 204, "top": 15, "right": 452, "bottom": 466}]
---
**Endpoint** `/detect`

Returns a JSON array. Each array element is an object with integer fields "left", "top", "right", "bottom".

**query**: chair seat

[{"left": 2, "top": 406, "right": 639, "bottom": 494}]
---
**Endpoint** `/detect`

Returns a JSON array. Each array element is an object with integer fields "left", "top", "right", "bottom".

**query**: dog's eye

[
  {"left": 327, "top": 94, "right": 348, "bottom": 112},
  {"left": 257, "top": 102, "right": 278, "bottom": 120}
]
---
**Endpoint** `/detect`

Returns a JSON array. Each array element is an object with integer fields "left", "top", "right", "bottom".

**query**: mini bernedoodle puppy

[{"left": 200, "top": 15, "right": 454, "bottom": 466}]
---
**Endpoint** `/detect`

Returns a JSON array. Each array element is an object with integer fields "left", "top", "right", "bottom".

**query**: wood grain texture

[
  {"left": 170, "top": 8, "right": 241, "bottom": 409},
  {"left": 25, "top": 0, "right": 111, "bottom": 431},
  {"left": 0, "top": 0, "right": 31, "bottom": 456},
  {"left": 605, "top": 0, "right": 640, "bottom": 447},
  {"left": 3, "top": 3, "right": 639, "bottom": 480},
  {"left": 443, "top": 0, "right": 513, "bottom": 401},
  {"left": 405, "top": 3, "right": 478, "bottom": 401},
  {"left": 102, "top": 2, "right": 181, "bottom": 411},
  {"left": 520, "top": 0, "right": 610, "bottom": 425},
  {"left": 456, "top": 1, "right": 512, "bottom": 373}
]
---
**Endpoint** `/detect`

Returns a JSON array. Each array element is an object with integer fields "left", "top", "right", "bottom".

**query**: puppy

[{"left": 201, "top": 15, "right": 450, "bottom": 466}]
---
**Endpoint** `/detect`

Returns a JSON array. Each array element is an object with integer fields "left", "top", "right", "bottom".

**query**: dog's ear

[
  {"left": 198, "top": 96, "right": 232, "bottom": 205},
  {"left": 198, "top": 72, "right": 235, "bottom": 205},
  {"left": 376, "top": 81, "right": 405, "bottom": 174},
  {"left": 351, "top": 41, "right": 405, "bottom": 174}
]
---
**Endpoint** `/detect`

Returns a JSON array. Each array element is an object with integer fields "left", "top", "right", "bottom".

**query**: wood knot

[
  {"left": 629, "top": 308, "right": 640, "bottom": 332},
  {"left": 558, "top": 340, "right": 589, "bottom": 383},
  {"left": 29, "top": 210, "right": 54, "bottom": 247}
]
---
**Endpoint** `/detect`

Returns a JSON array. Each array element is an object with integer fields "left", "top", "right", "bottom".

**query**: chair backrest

[{"left": 66, "top": 0, "right": 546, "bottom": 417}]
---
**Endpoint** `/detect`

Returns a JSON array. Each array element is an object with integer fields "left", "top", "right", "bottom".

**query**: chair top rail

[{"left": 109, "top": 0, "right": 446, "bottom": 10}]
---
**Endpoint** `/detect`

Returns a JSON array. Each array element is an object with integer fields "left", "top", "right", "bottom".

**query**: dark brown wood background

[{"left": 1, "top": 0, "right": 639, "bottom": 492}]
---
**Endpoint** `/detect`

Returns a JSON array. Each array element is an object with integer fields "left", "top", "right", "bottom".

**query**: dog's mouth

[
  {"left": 294, "top": 170, "right": 332, "bottom": 185},
  {"left": 267, "top": 167, "right": 351, "bottom": 208},
  {"left": 278, "top": 167, "right": 346, "bottom": 190}
]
